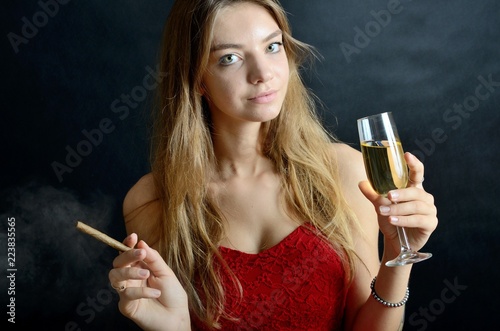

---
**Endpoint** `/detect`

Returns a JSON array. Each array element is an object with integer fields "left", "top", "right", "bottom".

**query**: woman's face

[{"left": 202, "top": 2, "right": 289, "bottom": 130}]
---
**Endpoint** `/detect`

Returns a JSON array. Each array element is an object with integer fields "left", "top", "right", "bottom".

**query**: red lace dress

[{"left": 193, "top": 224, "right": 348, "bottom": 330}]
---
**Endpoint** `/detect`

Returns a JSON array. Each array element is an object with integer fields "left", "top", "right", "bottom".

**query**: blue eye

[
  {"left": 267, "top": 42, "right": 283, "bottom": 53},
  {"left": 219, "top": 54, "right": 239, "bottom": 65}
]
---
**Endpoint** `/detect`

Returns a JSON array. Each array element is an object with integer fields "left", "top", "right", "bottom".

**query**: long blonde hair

[{"left": 150, "top": 0, "right": 360, "bottom": 328}]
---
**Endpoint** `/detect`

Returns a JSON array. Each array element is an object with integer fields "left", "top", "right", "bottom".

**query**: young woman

[{"left": 108, "top": 0, "right": 438, "bottom": 330}]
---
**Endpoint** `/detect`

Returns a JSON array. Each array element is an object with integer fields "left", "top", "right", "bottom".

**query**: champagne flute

[{"left": 357, "top": 112, "right": 432, "bottom": 267}]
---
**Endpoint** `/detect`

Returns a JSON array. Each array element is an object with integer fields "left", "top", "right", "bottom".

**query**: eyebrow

[{"left": 211, "top": 29, "right": 283, "bottom": 52}]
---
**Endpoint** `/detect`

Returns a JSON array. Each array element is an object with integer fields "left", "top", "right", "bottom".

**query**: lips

[{"left": 248, "top": 90, "right": 278, "bottom": 104}]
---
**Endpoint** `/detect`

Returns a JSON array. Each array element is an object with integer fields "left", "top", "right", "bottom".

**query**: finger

[
  {"left": 379, "top": 199, "right": 434, "bottom": 218},
  {"left": 109, "top": 266, "right": 151, "bottom": 285},
  {"left": 120, "top": 286, "right": 162, "bottom": 300},
  {"left": 123, "top": 233, "right": 138, "bottom": 249},
  {"left": 405, "top": 152, "right": 425, "bottom": 188},
  {"left": 108, "top": 270, "right": 128, "bottom": 293},
  {"left": 387, "top": 214, "right": 438, "bottom": 232},
  {"left": 111, "top": 233, "right": 139, "bottom": 267},
  {"left": 387, "top": 187, "right": 435, "bottom": 205},
  {"left": 111, "top": 283, "right": 127, "bottom": 293},
  {"left": 358, "top": 181, "right": 388, "bottom": 205},
  {"left": 113, "top": 247, "right": 147, "bottom": 268},
  {"left": 136, "top": 240, "right": 175, "bottom": 278},
  {"left": 109, "top": 266, "right": 151, "bottom": 295}
]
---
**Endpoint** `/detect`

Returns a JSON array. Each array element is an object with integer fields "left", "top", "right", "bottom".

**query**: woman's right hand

[{"left": 108, "top": 233, "right": 191, "bottom": 331}]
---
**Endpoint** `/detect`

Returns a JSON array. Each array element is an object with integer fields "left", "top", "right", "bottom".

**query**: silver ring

[
  {"left": 409, "top": 177, "right": 424, "bottom": 184},
  {"left": 111, "top": 283, "right": 126, "bottom": 292}
]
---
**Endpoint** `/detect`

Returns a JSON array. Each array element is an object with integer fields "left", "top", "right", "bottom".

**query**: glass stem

[
  {"left": 397, "top": 226, "right": 412, "bottom": 252},
  {"left": 393, "top": 201, "right": 412, "bottom": 253}
]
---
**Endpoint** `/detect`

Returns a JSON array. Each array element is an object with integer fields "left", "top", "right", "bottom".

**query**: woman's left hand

[{"left": 359, "top": 152, "right": 438, "bottom": 256}]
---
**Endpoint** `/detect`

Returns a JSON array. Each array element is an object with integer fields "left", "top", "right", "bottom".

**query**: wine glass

[{"left": 357, "top": 111, "right": 432, "bottom": 267}]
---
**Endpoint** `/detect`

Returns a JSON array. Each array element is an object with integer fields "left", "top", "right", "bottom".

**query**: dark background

[{"left": 1, "top": 0, "right": 499, "bottom": 330}]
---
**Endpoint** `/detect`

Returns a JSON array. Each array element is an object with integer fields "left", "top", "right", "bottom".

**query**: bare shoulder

[
  {"left": 330, "top": 142, "right": 367, "bottom": 187},
  {"left": 123, "top": 173, "right": 158, "bottom": 216},
  {"left": 330, "top": 141, "right": 378, "bottom": 243},
  {"left": 123, "top": 173, "right": 162, "bottom": 248}
]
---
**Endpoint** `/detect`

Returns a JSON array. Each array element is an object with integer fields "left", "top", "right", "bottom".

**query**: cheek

[
  {"left": 203, "top": 84, "right": 235, "bottom": 115},
  {"left": 276, "top": 64, "right": 290, "bottom": 98},
  {"left": 205, "top": 76, "right": 241, "bottom": 105},
  {"left": 280, "top": 60, "right": 290, "bottom": 83}
]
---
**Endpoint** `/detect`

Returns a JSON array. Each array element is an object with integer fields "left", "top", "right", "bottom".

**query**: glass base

[{"left": 385, "top": 251, "right": 432, "bottom": 267}]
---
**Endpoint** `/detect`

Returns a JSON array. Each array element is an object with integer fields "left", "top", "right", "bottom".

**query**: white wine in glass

[{"left": 357, "top": 112, "right": 432, "bottom": 267}]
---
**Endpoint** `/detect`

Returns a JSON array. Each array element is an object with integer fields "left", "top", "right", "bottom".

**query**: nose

[{"left": 247, "top": 55, "right": 274, "bottom": 84}]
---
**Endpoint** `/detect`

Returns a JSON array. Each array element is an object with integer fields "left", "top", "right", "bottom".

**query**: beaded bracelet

[{"left": 370, "top": 277, "right": 409, "bottom": 308}]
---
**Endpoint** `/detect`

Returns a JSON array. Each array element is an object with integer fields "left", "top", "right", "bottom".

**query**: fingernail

[
  {"left": 389, "top": 216, "right": 399, "bottom": 223},
  {"left": 379, "top": 205, "right": 391, "bottom": 214},
  {"left": 389, "top": 191, "right": 399, "bottom": 201},
  {"left": 138, "top": 269, "right": 149, "bottom": 277},
  {"left": 134, "top": 249, "right": 143, "bottom": 257},
  {"left": 151, "top": 289, "right": 161, "bottom": 297}
]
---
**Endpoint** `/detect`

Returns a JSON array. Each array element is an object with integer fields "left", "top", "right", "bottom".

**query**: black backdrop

[{"left": 1, "top": 0, "right": 499, "bottom": 330}]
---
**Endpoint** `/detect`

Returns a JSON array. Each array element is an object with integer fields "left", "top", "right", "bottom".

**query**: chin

[{"left": 253, "top": 107, "right": 281, "bottom": 123}]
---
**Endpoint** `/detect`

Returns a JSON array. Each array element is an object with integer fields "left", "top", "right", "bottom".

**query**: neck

[{"left": 211, "top": 123, "right": 271, "bottom": 179}]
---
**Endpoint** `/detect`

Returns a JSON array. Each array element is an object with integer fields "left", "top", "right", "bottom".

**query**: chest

[
  {"left": 195, "top": 226, "right": 347, "bottom": 331},
  {"left": 209, "top": 172, "right": 298, "bottom": 253},
  {"left": 217, "top": 177, "right": 280, "bottom": 215}
]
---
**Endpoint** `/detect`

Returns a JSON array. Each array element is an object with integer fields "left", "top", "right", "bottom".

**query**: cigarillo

[{"left": 76, "top": 220, "right": 131, "bottom": 252}]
